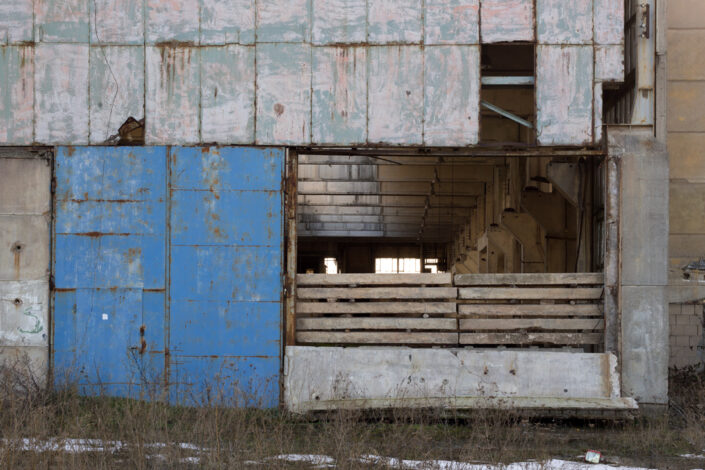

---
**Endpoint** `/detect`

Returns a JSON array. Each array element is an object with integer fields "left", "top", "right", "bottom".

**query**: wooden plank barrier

[
  {"left": 295, "top": 273, "right": 458, "bottom": 346},
  {"left": 295, "top": 273, "right": 605, "bottom": 348}
]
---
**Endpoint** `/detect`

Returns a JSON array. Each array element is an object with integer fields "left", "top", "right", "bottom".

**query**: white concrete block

[
  {"left": 594, "top": 82, "right": 603, "bottom": 144},
  {"left": 201, "top": 45, "right": 255, "bottom": 143},
  {"left": 368, "top": 0, "right": 423, "bottom": 44},
  {"left": 537, "top": 0, "right": 592, "bottom": 44},
  {"left": 480, "top": 0, "right": 534, "bottom": 43},
  {"left": 35, "top": 44, "right": 89, "bottom": 145},
  {"left": 284, "top": 347, "right": 623, "bottom": 412},
  {"left": 0, "top": 346, "right": 48, "bottom": 384},
  {"left": 0, "top": 280, "right": 49, "bottom": 347},
  {"left": 256, "top": 43, "right": 311, "bottom": 145},
  {"left": 90, "top": 0, "right": 144, "bottom": 44},
  {"left": 536, "top": 45, "right": 593, "bottom": 145},
  {"left": 0, "top": 46, "right": 34, "bottom": 145},
  {"left": 425, "top": 0, "right": 479, "bottom": 45},
  {"left": 595, "top": 45, "right": 625, "bottom": 82},
  {"left": 146, "top": 0, "right": 199, "bottom": 44},
  {"left": 368, "top": 46, "right": 423, "bottom": 144},
  {"left": 145, "top": 46, "right": 200, "bottom": 144},
  {"left": 312, "top": 46, "right": 367, "bottom": 145},
  {"left": 312, "top": 0, "right": 366, "bottom": 44},
  {"left": 201, "top": 0, "right": 255, "bottom": 45},
  {"left": 424, "top": 45, "right": 480, "bottom": 146},
  {"left": 0, "top": 0, "right": 33, "bottom": 43},
  {"left": 90, "top": 46, "right": 145, "bottom": 144}
]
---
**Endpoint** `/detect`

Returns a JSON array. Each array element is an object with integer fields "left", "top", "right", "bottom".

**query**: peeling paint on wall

[{"left": 480, "top": 0, "right": 534, "bottom": 43}]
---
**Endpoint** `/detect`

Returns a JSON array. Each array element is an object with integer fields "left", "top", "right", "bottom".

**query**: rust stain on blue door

[{"left": 53, "top": 146, "right": 284, "bottom": 407}]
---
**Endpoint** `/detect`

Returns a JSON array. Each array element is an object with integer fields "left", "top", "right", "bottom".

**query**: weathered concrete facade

[
  {"left": 0, "top": 0, "right": 622, "bottom": 147},
  {"left": 0, "top": 149, "right": 51, "bottom": 379}
]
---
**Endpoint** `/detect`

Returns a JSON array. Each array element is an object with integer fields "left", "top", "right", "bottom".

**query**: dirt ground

[{"left": 0, "top": 364, "right": 704, "bottom": 469}]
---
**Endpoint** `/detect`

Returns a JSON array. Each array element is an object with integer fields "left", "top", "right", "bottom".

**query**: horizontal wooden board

[
  {"left": 458, "top": 304, "right": 601, "bottom": 317},
  {"left": 298, "top": 287, "right": 458, "bottom": 300},
  {"left": 297, "top": 331, "right": 458, "bottom": 345},
  {"left": 459, "top": 318, "right": 604, "bottom": 331},
  {"left": 458, "top": 287, "right": 603, "bottom": 300},
  {"left": 298, "top": 301, "right": 457, "bottom": 315},
  {"left": 297, "top": 317, "right": 457, "bottom": 331},
  {"left": 459, "top": 332, "right": 603, "bottom": 345},
  {"left": 297, "top": 273, "right": 452, "bottom": 286},
  {"left": 454, "top": 273, "right": 604, "bottom": 286}
]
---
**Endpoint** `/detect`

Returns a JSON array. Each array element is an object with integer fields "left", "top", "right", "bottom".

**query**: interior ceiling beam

[{"left": 298, "top": 230, "right": 451, "bottom": 241}]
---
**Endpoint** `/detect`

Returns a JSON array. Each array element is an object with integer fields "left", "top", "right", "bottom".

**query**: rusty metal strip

[{"left": 284, "top": 149, "right": 298, "bottom": 347}]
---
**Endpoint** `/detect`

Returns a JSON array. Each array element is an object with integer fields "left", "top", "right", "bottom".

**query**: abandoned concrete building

[{"left": 0, "top": 0, "right": 700, "bottom": 413}]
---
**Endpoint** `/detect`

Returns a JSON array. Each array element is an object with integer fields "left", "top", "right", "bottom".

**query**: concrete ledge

[{"left": 284, "top": 347, "right": 629, "bottom": 413}]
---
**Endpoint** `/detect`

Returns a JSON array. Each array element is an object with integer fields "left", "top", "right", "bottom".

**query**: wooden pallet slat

[
  {"left": 454, "top": 273, "right": 604, "bottom": 286},
  {"left": 459, "top": 332, "right": 603, "bottom": 345},
  {"left": 297, "top": 273, "right": 452, "bottom": 286},
  {"left": 298, "top": 287, "right": 458, "bottom": 300},
  {"left": 297, "top": 317, "right": 457, "bottom": 331},
  {"left": 297, "top": 331, "right": 459, "bottom": 345},
  {"left": 298, "top": 301, "right": 457, "bottom": 315},
  {"left": 459, "top": 318, "right": 605, "bottom": 331},
  {"left": 458, "top": 287, "right": 603, "bottom": 300},
  {"left": 458, "top": 304, "right": 602, "bottom": 317}
]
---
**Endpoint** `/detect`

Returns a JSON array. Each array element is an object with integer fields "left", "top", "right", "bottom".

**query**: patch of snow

[
  {"left": 2, "top": 438, "right": 124, "bottom": 453},
  {"left": 681, "top": 454, "right": 705, "bottom": 459}
]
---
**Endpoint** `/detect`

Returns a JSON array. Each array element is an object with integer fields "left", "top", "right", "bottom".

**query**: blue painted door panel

[
  {"left": 53, "top": 147, "right": 167, "bottom": 398},
  {"left": 168, "top": 147, "right": 284, "bottom": 407},
  {"left": 53, "top": 146, "right": 284, "bottom": 406}
]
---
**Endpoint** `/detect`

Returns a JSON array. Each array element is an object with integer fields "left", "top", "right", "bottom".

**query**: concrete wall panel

[
  {"left": 668, "top": 0, "right": 705, "bottom": 29},
  {"left": 668, "top": 30, "right": 705, "bottom": 81},
  {"left": 0, "top": 280, "right": 48, "bottom": 347},
  {"left": 89, "top": 46, "right": 145, "bottom": 144},
  {"left": 669, "top": 133, "right": 705, "bottom": 183},
  {"left": 257, "top": 0, "right": 311, "bottom": 43},
  {"left": 424, "top": 45, "right": 480, "bottom": 146},
  {"left": 425, "top": 0, "right": 479, "bottom": 45},
  {"left": 90, "top": 0, "right": 144, "bottom": 44},
  {"left": 480, "top": 0, "right": 534, "bottom": 43},
  {"left": 145, "top": 46, "right": 200, "bottom": 144},
  {"left": 0, "top": 46, "right": 34, "bottom": 144},
  {"left": 594, "top": 0, "right": 624, "bottom": 45},
  {"left": 35, "top": 44, "right": 89, "bottom": 145},
  {"left": 312, "top": 46, "right": 367, "bottom": 145},
  {"left": 668, "top": 81, "right": 705, "bottom": 132},
  {"left": 595, "top": 45, "right": 624, "bottom": 82},
  {"left": 537, "top": 0, "right": 592, "bottom": 44},
  {"left": 536, "top": 46, "right": 593, "bottom": 145},
  {"left": 0, "top": 216, "right": 50, "bottom": 281},
  {"left": 201, "top": 45, "right": 255, "bottom": 143},
  {"left": 0, "top": 0, "right": 33, "bottom": 43},
  {"left": 621, "top": 286, "right": 669, "bottom": 403},
  {"left": 256, "top": 43, "right": 311, "bottom": 145},
  {"left": 670, "top": 182, "right": 705, "bottom": 234},
  {"left": 594, "top": 83, "right": 603, "bottom": 143},
  {"left": 201, "top": 0, "right": 255, "bottom": 45},
  {"left": 0, "top": 346, "right": 47, "bottom": 381},
  {"left": 312, "top": 0, "right": 366, "bottom": 45},
  {"left": 368, "top": 0, "right": 423, "bottom": 44},
  {"left": 0, "top": 157, "right": 50, "bottom": 215},
  {"left": 146, "top": 0, "right": 199, "bottom": 44},
  {"left": 35, "top": 0, "right": 89, "bottom": 43},
  {"left": 368, "top": 46, "right": 423, "bottom": 144}
]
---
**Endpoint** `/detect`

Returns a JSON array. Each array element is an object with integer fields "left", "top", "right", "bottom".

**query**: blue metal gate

[{"left": 53, "top": 146, "right": 284, "bottom": 406}]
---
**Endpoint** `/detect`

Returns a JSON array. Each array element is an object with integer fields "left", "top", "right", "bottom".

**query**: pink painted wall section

[
  {"left": 368, "top": 46, "right": 423, "bottom": 145},
  {"left": 424, "top": 45, "right": 480, "bottom": 146},
  {"left": 91, "top": 0, "right": 144, "bottom": 44},
  {"left": 200, "top": 0, "right": 255, "bottom": 45},
  {"left": 0, "top": 47, "right": 34, "bottom": 144},
  {"left": 596, "top": 45, "right": 625, "bottom": 82},
  {"left": 200, "top": 45, "right": 255, "bottom": 143},
  {"left": 147, "top": 0, "right": 199, "bottom": 44},
  {"left": 0, "top": 1, "right": 33, "bottom": 43},
  {"left": 536, "top": 45, "right": 594, "bottom": 145},
  {"left": 594, "top": 0, "right": 624, "bottom": 45},
  {"left": 312, "top": 0, "right": 367, "bottom": 45},
  {"left": 145, "top": 46, "right": 200, "bottom": 144},
  {"left": 425, "top": 0, "right": 479, "bottom": 45},
  {"left": 537, "top": 0, "right": 593, "bottom": 44},
  {"left": 35, "top": 44, "right": 89, "bottom": 144},
  {"left": 480, "top": 0, "right": 534, "bottom": 43}
]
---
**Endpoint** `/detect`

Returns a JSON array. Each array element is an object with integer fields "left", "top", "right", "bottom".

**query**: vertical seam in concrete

[
  {"left": 365, "top": 0, "right": 369, "bottom": 144},
  {"left": 143, "top": 0, "right": 147, "bottom": 139},
  {"left": 164, "top": 146, "right": 172, "bottom": 391},
  {"left": 253, "top": 0, "right": 258, "bottom": 144},
  {"left": 32, "top": 0, "right": 37, "bottom": 144},
  {"left": 421, "top": 0, "right": 425, "bottom": 145},
  {"left": 198, "top": 0, "right": 203, "bottom": 143}
]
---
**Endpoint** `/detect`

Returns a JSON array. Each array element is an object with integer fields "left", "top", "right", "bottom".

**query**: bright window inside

[
  {"left": 375, "top": 258, "right": 421, "bottom": 273},
  {"left": 324, "top": 257, "right": 338, "bottom": 274}
]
